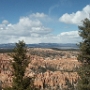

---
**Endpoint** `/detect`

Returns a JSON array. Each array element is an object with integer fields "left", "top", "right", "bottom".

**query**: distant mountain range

[{"left": 0, "top": 43, "right": 78, "bottom": 49}]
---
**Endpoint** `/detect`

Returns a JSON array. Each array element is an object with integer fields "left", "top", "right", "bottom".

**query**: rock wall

[
  {"left": 34, "top": 71, "right": 79, "bottom": 90},
  {"left": 0, "top": 49, "right": 80, "bottom": 90},
  {"left": 0, "top": 54, "right": 13, "bottom": 88}
]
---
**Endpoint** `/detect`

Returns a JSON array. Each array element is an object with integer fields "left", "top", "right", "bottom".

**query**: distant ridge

[{"left": 0, "top": 43, "right": 78, "bottom": 49}]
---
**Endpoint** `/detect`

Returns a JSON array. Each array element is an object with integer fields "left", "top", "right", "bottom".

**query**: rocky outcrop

[
  {"left": 34, "top": 71, "right": 79, "bottom": 90},
  {"left": 0, "top": 54, "right": 13, "bottom": 88},
  {"left": 0, "top": 49, "right": 80, "bottom": 90}
]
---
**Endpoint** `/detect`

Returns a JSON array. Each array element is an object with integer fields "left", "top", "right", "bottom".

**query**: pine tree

[
  {"left": 77, "top": 18, "right": 90, "bottom": 90},
  {"left": 4, "top": 41, "right": 38, "bottom": 90}
]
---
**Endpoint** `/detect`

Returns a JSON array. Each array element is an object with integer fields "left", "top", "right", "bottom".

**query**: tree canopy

[
  {"left": 4, "top": 41, "right": 38, "bottom": 90},
  {"left": 77, "top": 18, "right": 90, "bottom": 90}
]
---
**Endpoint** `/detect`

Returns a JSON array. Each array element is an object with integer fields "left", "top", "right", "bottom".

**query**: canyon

[{"left": 0, "top": 48, "right": 80, "bottom": 90}]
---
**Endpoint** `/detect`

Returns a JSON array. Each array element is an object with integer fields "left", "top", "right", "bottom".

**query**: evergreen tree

[
  {"left": 4, "top": 41, "right": 38, "bottom": 90},
  {"left": 77, "top": 18, "right": 90, "bottom": 90}
]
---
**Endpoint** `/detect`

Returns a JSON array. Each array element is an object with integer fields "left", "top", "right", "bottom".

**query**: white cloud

[
  {"left": 39, "top": 31, "right": 81, "bottom": 44},
  {"left": 57, "top": 31, "right": 81, "bottom": 43},
  {"left": 59, "top": 5, "right": 90, "bottom": 25},
  {"left": 2, "top": 20, "right": 9, "bottom": 24},
  {"left": 0, "top": 13, "right": 81, "bottom": 44},
  {"left": 30, "top": 12, "right": 47, "bottom": 18},
  {"left": 60, "top": 31, "right": 79, "bottom": 37},
  {"left": 29, "top": 12, "right": 52, "bottom": 22},
  {"left": 0, "top": 13, "right": 53, "bottom": 44}
]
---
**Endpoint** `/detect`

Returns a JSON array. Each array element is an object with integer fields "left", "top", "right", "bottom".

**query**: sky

[{"left": 0, "top": 0, "right": 90, "bottom": 44}]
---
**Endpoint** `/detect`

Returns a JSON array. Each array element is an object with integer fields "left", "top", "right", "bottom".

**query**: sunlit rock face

[
  {"left": 34, "top": 71, "right": 79, "bottom": 89},
  {"left": 0, "top": 53, "right": 13, "bottom": 88},
  {"left": 0, "top": 48, "right": 81, "bottom": 89}
]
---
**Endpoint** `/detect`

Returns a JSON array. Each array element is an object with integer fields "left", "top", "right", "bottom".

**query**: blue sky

[{"left": 0, "top": 0, "right": 90, "bottom": 44}]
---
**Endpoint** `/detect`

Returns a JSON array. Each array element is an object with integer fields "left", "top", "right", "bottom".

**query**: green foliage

[
  {"left": 4, "top": 41, "right": 38, "bottom": 90},
  {"left": 78, "top": 18, "right": 90, "bottom": 63},
  {"left": 77, "top": 18, "right": 90, "bottom": 90}
]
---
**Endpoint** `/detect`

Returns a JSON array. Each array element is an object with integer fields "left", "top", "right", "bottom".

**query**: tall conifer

[
  {"left": 77, "top": 18, "right": 90, "bottom": 90},
  {"left": 4, "top": 41, "right": 38, "bottom": 90}
]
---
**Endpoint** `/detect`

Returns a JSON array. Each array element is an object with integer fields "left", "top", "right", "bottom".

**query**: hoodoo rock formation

[{"left": 0, "top": 48, "right": 80, "bottom": 90}]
